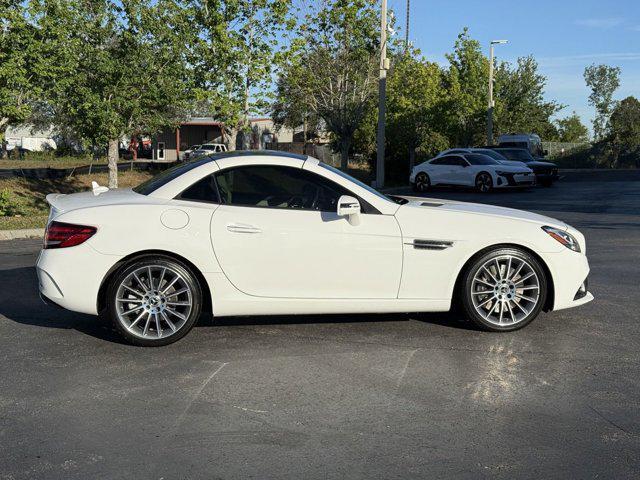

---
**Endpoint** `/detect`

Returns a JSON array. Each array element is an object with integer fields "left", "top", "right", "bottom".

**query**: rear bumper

[{"left": 36, "top": 243, "right": 119, "bottom": 316}]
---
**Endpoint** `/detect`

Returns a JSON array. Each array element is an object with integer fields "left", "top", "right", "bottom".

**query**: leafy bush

[{"left": 0, "top": 189, "right": 22, "bottom": 217}]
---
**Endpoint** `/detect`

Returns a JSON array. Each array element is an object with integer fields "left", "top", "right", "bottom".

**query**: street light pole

[
  {"left": 487, "top": 39, "right": 507, "bottom": 146},
  {"left": 376, "top": 0, "right": 388, "bottom": 188}
]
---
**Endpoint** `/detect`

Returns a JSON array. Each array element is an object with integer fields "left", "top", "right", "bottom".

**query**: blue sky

[{"left": 388, "top": 0, "right": 640, "bottom": 130}]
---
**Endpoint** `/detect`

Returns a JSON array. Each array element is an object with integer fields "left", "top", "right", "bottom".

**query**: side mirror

[{"left": 337, "top": 195, "right": 361, "bottom": 219}]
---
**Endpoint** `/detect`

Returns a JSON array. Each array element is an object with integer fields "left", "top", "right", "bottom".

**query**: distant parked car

[
  {"left": 190, "top": 143, "right": 227, "bottom": 158},
  {"left": 181, "top": 144, "right": 201, "bottom": 161},
  {"left": 437, "top": 148, "right": 527, "bottom": 167},
  {"left": 410, "top": 153, "right": 534, "bottom": 193},
  {"left": 497, "top": 133, "right": 547, "bottom": 158},
  {"left": 488, "top": 147, "right": 559, "bottom": 187}
]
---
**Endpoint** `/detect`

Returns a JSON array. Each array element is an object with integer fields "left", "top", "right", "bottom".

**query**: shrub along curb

[{"left": 0, "top": 228, "right": 45, "bottom": 241}]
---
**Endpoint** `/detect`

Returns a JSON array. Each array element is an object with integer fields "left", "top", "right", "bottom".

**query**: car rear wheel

[
  {"left": 475, "top": 172, "right": 493, "bottom": 193},
  {"left": 107, "top": 256, "right": 203, "bottom": 346},
  {"left": 460, "top": 248, "right": 547, "bottom": 331},
  {"left": 414, "top": 172, "right": 431, "bottom": 192}
]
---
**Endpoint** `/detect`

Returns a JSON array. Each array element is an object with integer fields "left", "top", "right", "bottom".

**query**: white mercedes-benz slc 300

[
  {"left": 410, "top": 153, "right": 535, "bottom": 192},
  {"left": 37, "top": 151, "right": 593, "bottom": 346}
]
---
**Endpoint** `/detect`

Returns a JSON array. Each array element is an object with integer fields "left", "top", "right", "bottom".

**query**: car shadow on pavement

[
  {"left": 0, "top": 266, "right": 475, "bottom": 344},
  {"left": 0, "top": 266, "right": 126, "bottom": 343}
]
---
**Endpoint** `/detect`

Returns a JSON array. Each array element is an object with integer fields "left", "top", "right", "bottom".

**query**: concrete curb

[{"left": 0, "top": 228, "right": 44, "bottom": 241}]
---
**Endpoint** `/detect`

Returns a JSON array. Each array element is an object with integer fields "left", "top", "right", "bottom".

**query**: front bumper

[
  {"left": 496, "top": 172, "right": 536, "bottom": 187},
  {"left": 543, "top": 250, "right": 594, "bottom": 311}
]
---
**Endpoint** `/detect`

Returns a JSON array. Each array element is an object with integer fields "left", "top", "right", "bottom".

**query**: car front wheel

[
  {"left": 414, "top": 172, "right": 431, "bottom": 192},
  {"left": 460, "top": 248, "right": 547, "bottom": 331},
  {"left": 475, "top": 172, "right": 493, "bottom": 193},
  {"left": 107, "top": 256, "right": 203, "bottom": 346}
]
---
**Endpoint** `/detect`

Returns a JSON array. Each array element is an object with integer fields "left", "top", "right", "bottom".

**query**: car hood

[
  {"left": 492, "top": 164, "right": 532, "bottom": 173},
  {"left": 46, "top": 188, "right": 165, "bottom": 214},
  {"left": 397, "top": 196, "right": 567, "bottom": 229},
  {"left": 497, "top": 160, "right": 529, "bottom": 168},
  {"left": 527, "top": 160, "right": 557, "bottom": 168}
]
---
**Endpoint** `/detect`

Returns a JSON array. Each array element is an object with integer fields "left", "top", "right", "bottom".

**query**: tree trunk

[
  {"left": 107, "top": 138, "right": 119, "bottom": 189},
  {"left": 0, "top": 128, "right": 7, "bottom": 159},
  {"left": 340, "top": 139, "right": 350, "bottom": 170},
  {"left": 227, "top": 129, "right": 237, "bottom": 151},
  {"left": 409, "top": 147, "right": 416, "bottom": 171}
]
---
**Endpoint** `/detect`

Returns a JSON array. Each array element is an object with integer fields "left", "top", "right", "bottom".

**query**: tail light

[{"left": 44, "top": 221, "right": 97, "bottom": 249}]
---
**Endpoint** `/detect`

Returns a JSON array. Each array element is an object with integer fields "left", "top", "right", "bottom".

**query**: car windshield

[
  {"left": 318, "top": 163, "right": 403, "bottom": 204},
  {"left": 472, "top": 149, "right": 508, "bottom": 161},
  {"left": 496, "top": 149, "right": 534, "bottom": 161},
  {"left": 465, "top": 154, "right": 499, "bottom": 165},
  {"left": 200, "top": 144, "right": 217, "bottom": 149}
]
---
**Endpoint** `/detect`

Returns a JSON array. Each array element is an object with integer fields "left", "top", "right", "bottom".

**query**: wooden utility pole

[{"left": 376, "top": 0, "right": 388, "bottom": 188}]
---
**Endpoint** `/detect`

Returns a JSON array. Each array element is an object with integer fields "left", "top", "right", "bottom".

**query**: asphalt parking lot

[{"left": 0, "top": 170, "right": 639, "bottom": 479}]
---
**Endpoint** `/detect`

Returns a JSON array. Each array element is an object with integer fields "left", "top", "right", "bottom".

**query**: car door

[
  {"left": 424, "top": 158, "right": 449, "bottom": 184},
  {"left": 209, "top": 164, "right": 403, "bottom": 299},
  {"left": 434, "top": 156, "right": 461, "bottom": 184},
  {"left": 443, "top": 155, "right": 466, "bottom": 185}
]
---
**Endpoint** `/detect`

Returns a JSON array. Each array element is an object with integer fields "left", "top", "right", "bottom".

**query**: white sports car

[
  {"left": 410, "top": 153, "right": 535, "bottom": 192},
  {"left": 37, "top": 152, "right": 592, "bottom": 346}
]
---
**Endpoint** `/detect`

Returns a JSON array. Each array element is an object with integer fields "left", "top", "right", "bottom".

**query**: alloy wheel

[
  {"left": 115, "top": 265, "right": 193, "bottom": 340},
  {"left": 470, "top": 255, "right": 541, "bottom": 326},
  {"left": 476, "top": 173, "right": 492, "bottom": 192},
  {"left": 415, "top": 173, "right": 430, "bottom": 192}
]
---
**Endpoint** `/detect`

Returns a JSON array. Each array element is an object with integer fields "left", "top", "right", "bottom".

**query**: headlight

[{"left": 542, "top": 226, "right": 581, "bottom": 252}]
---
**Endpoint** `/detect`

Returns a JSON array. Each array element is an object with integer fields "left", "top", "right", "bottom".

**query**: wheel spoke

[
  {"left": 122, "top": 305, "right": 144, "bottom": 315},
  {"left": 509, "top": 261, "right": 525, "bottom": 282},
  {"left": 515, "top": 272, "right": 535, "bottom": 285},
  {"left": 133, "top": 272, "right": 149, "bottom": 291},
  {"left": 506, "top": 300, "right": 516, "bottom": 323},
  {"left": 154, "top": 313, "right": 162, "bottom": 337},
  {"left": 513, "top": 300, "right": 530, "bottom": 316},
  {"left": 474, "top": 278, "right": 494, "bottom": 288},
  {"left": 161, "top": 311, "right": 177, "bottom": 332},
  {"left": 158, "top": 267, "right": 167, "bottom": 291},
  {"left": 482, "top": 265, "right": 499, "bottom": 284},
  {"left": 147, "top": 266, "right": 154, "bottom": 290},
  {"left": 161, "top": 275, "right": 180, "bottom": 294},
  {"left": 166, "top": 301, "right": 191, "bottom": 306},
  {"left": 494, "top": 259, "right": 503, "bottom": 279},
  {"left": 166, "top": 287, "right": 188, "bottom": 297},
  {"left": 129, "top": 310, "right": 146, "bottom": 330},
  {"left": 117, "top": 298, "right": 143, "bottom": 303},
  {"left": 516, "top": 293, "right": 537, "bottom": 303},
  {"left": 505, "top": 257, "right": 512, "bottom": 280},
  {"left": 123, "top": 285, "right": 144, "bottom": 297},
  {"left": 142, "top": 313, "right": 152, "bottom": 336},
  {"left": 165, "top": 308, "right": 187, "bottom": 321},
  {"left": 477, "top": 295, "right": 495, "bottom": 308}
]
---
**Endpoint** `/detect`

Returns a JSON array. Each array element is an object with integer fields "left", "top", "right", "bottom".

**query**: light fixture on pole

[{"left": 487, "top": 39, "right": 508, "bottom": 146}]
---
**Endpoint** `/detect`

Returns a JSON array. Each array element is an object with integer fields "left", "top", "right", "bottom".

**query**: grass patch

[
  {"left": 0, "top": 153, "right": 108, "bottom": 170},
  {"left": 0, "top": 170, "right": 154, "bottom": 230}
]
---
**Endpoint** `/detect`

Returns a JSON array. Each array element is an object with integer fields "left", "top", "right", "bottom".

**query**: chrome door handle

[{"left": 226, "top": 223, "right": 262, "bottom": 234}]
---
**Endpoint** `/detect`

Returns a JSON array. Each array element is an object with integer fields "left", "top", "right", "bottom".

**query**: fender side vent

[
  {"left": 420, "top": 201, "right": 444, "bottom": 207},
  {"left": 410, "top": 239, "right": 454, "bottom": 250}
]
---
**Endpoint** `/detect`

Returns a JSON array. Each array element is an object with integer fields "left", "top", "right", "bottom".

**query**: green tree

[
  {"left": 584, "top": 64, "right": 621, "bottom": 141},
  {"left": 272, "top": 0, "right": 379, "bottom": 169},
  {"left": 493, "top": 56, "right": 562, "bottom": 140},
  {"left": 36, "top": 0, "right": 195, "bottom": 187},
  {"left": 443, "top": 28, "right": 488, "bottom": 147},
  {"left": 387, "top": 50, "right": 448, "bottom": 171},
  {"left": 0, "top": 0, "right": 43, "bottom": 157},
  {"left": 186, "top": 0, "right": 293, "bottom": 148},
  {"left": 556, "top": 112, "right": 589, "bottom": 143},
  {"left": 609, "top": 96, "right": 640, "bottom": 167}
]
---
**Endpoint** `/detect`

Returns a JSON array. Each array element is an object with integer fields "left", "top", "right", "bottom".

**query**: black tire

[
  {"left": 106, "top": 255, "right": 203, "bottom": 346},
  {"left": 475, "top": 172, "right": 493, "bottom": 193},
  {"left": 414, "top": 172, "right": 431, "bottom": 192},
  {"left": 459, "top": 247, "right": 547, "bottom": 332}
]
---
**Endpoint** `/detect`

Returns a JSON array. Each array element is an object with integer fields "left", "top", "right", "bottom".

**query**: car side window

[
  {"left": 453, "top": 157, "right": 468, "bottom": 167},
  {"left": 214, "top": 165, "right": 366, "bottom": 213},
  {"left": 430, "top": 158, "right": 447, "bottom": 165},
  {"left": 178, "top": 174, "right": 220, "bottom": 203},
  {"left": 435, "top": 156, "right": 456, "bottom": 166}
]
